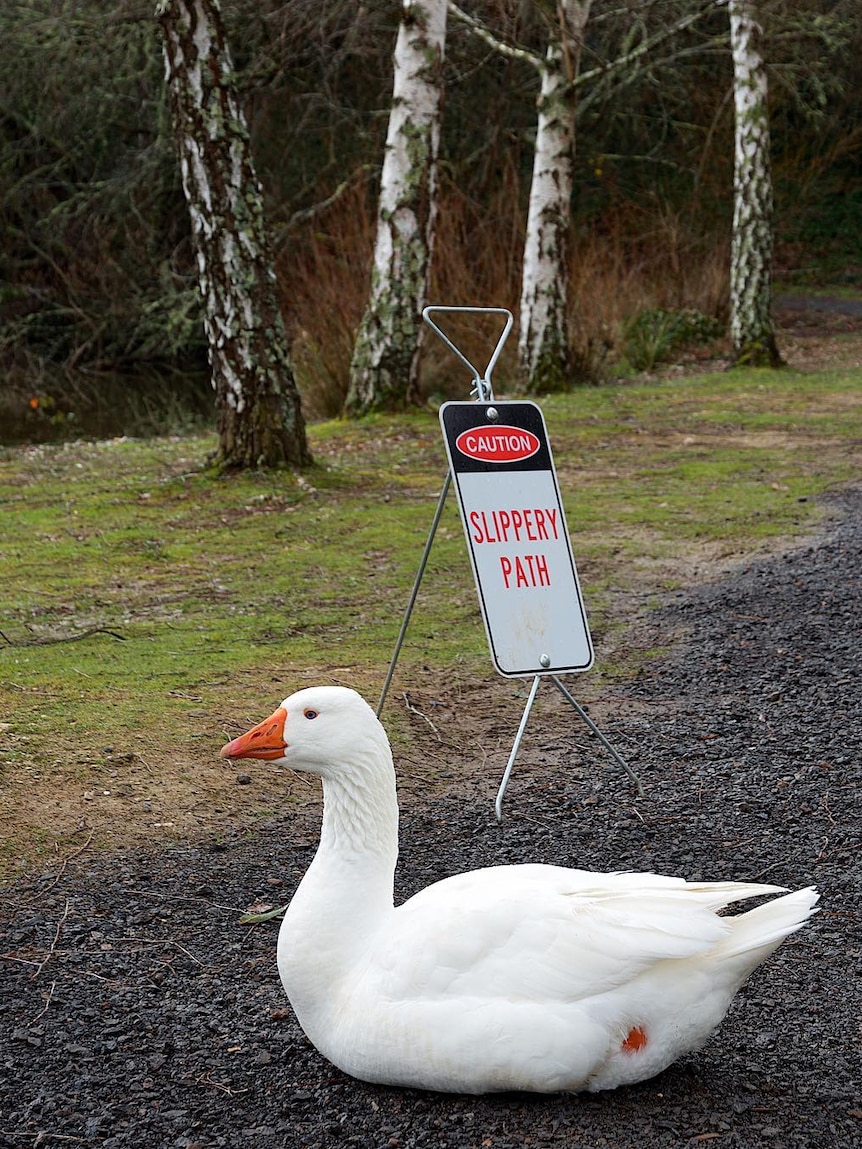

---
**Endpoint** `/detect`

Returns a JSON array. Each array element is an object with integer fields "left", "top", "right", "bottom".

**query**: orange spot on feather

[{"left": 622, "top": 1025, "right": 648, "bottom": 1053}]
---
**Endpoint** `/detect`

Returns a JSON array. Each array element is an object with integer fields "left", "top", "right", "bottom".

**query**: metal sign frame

[
  {"left": 440, "top": 399, "right": 594, "bottom": 678},
  {"left": 377, "top": 305, "right": 641, "bottom": 819}
]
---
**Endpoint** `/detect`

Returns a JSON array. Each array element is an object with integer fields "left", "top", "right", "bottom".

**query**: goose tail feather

[{"left": 716, "top": 886, "right": 819, "bottom": 962}]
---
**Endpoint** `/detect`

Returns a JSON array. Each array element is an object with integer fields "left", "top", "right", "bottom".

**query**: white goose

[{"left": 220, "top": 685, "right": 818, "bottom": 1094}]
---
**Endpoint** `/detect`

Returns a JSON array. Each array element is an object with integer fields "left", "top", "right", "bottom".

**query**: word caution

[{"left": 455, "top": 426, "right": 540, "bottom": 462}]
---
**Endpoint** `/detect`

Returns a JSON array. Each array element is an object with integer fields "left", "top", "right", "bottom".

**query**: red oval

[{"left": 455, "top": 425, "right": 540, "bottom": 463}]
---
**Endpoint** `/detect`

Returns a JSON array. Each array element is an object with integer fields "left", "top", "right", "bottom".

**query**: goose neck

[{"left": 317, "top": 755, "right": 399, "bottom": 867}]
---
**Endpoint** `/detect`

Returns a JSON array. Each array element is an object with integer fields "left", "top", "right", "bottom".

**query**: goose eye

[{"left": 303, "top": 708, "right": 319, "bottom": 720}]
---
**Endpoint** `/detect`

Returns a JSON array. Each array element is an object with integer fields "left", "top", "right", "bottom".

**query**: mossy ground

[{"left": 1, "top": 323, "right": 861, "bottom": 878}]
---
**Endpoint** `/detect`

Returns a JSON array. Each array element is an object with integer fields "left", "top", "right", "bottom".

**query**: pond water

[{"left": 0, "top": 370, "right": 214, "bottom": 445}]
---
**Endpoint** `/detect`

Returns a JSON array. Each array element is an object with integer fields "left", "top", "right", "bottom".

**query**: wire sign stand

[{"left": 378, "top": 305, "right": 641, "bottom": 820}]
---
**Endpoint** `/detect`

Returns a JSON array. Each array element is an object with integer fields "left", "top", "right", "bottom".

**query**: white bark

[
  {"left": 519, "top": 1, "right": 591, "bottom": 392},
  {"left": 157, "top": 0, "right": 310, "bottom": 467},
  {"left": 449, "top": 0, "right": 717, "bottom": 388},
  {"left": 728, "top": 0, "right": 780, "bottom": 365},
  {"left": 346, "top": 0, "right": 447, "bottom": 415}
]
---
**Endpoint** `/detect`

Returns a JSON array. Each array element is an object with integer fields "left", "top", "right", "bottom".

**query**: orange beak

[{"left": 219, "top": 706, "right": 288, "bottom": 761}]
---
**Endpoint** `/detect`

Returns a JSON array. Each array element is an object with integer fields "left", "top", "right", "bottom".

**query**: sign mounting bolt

[
  {"left": 486, "top": 406, "right": 499, "bottom": 422},
  {"left": 539, "top": 653, "right": 551, "bottom": 668}
]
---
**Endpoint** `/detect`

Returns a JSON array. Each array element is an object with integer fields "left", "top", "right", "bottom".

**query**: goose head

[{"left": 219, "top": 685, "right": 390, "bottom": 782}]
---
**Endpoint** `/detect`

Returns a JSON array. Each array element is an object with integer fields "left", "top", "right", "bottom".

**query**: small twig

[
  {"left": 31, "top": 897, "right": 70, "bottom": 978},
  {"left": 13, "top": 832, "right": 95, "bottom": 906},
  {"left": 195, "top": 1071, "right": 249, "bottom": 1097},
  {"left": 1, "top": 953, "right": 42, "bottom": 968},
  {"left": 32, "top": 978, "right": 57, "bottom": 1022},
  {"left": 401, "top": 692, "right": 442, "bottom": 741},
  {"left": 35, "top": 857, "right": 68, "bottom": 899},
  {"left": 275, "top": 163, "right": 379, "bottom": 241},
  {"left": 515, "top": 810, "right": 556, "bottom": 833},
  {"left": 752, "top": 860, "right": 790, "bottom": 881},
  {"left": 0, "top": 1134, "right": 85, "bottom": 1145},
  {"left": 133, "top": 938, "right": 205, "bottom": 966},
  {"left": 0, "top": 627, "right": 125, "bottom": 648},
  {"left": 127, "top": 888, "right": 246, "bottom": 914},
  {"left": 822, "top": 790, "right": 836, "bottom": 828},
  {"left": 74, "top": 935, "right": 207, "bottom": 966},
  {"left": 64, "top": 829, "right": 95, "bottom": 863}
]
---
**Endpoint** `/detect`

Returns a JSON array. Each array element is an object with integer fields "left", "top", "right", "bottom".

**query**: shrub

[{"left": 623, "top": 307, "right": 724, "bottom": 371}]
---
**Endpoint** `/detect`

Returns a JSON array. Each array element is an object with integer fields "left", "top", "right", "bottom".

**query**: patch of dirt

[
  {"left": 0, "top": 734, "right": 317, "bottom": 864},
  {"left": 0, "top": 665, "right": 533, "bottom": 881}
]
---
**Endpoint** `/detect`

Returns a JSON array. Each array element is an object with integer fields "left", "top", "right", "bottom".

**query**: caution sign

[{"left": 440, "top": 400, "right": 593, "bottom": 678}]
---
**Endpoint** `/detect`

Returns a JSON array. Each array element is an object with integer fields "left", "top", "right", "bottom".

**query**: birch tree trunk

[
  {"left": 345, "top": 0, "right": 447, "bottom": 416},
  {"left": 450, "top": 0, "right": 712, "bottom": 390},
  {"left": 156, "top": 0, "right": 312, "bottom": 468},
  {"left": 519, "top": 1, "right": 591, "bottom": 393},
  {"left": 728, "top": 0, "right": 781, "bottom": 367}
]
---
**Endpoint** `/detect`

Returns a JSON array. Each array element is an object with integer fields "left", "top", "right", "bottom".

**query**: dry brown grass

[
  {"left": 278, "top": 177, "right": 730, "bottom": 415},
  {"left": 277, "top": 185, "right": 375, "bottom": 420}
]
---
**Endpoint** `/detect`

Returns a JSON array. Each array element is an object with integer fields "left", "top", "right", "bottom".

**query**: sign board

[{"left": 440, "top": 400, "right": 593, "bottom": 678}]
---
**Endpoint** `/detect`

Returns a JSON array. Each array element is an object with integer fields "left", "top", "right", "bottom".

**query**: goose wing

[{"left": 378, "top": 865, "right": 786, "bottom": 1004}]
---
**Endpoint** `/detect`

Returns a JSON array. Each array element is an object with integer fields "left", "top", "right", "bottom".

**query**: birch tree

[
  {"left": 451, "top": 0, "right": 716, "bottom": 392},
  {"left": 156, "top": 0, "right": 312, "bottom": 468},
  {"left": 520, "top": 1, "right": 591, "bottom": 393},
  {"left": 345, "top": 0, "right": 447, "bottom": 416},
  {"left": 449, "top": 0, "right": 590, "bottom": 391},
  {"left": 727, "top": 0, "right": 781, "bottom": 366}
]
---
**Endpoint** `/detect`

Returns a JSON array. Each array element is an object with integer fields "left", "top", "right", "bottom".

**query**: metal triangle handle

[{"left": 423, "top": 306, "right": 513, "bottom": 401}]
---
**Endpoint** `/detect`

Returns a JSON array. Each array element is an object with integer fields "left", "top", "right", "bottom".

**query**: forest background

[{"left": 1, "top": 0, "right": 860, "bottom": 443}]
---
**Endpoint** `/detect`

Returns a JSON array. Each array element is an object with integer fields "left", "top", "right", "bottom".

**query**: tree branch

[
  {"left": 576, "top": 1, "right": 717, "bottom": 97},
  {"left": 274, "top": 163, "right": 379, "bottom": 245},
  {"left": 0, "top": 627, "right": 126, "bottom": 648},
  {"left": 449, "top": 0, "right": 717, "bottom": 109},
  {"left": 447, "top": 1, "right": 542, "bottom": 70}
]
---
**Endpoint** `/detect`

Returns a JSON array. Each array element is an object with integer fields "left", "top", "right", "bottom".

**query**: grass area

[
  {"left": 1, "top": 355, "right": 861, "bottom": 876},
  {"left": 0, "top": 427, "right": 476, "bottom": 728}
]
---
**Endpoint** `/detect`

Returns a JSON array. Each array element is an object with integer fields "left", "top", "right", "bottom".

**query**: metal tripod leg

[
  {"left": 494, "top": 676, "right": 541, "bottom": 822},
  {"left": 551, "top": 676, "right": 643, "bottom": 795},
  {"left": 494, "top": 675, "right": 643, "bottom": 820},
  {"left": 378, "top": 305, "right": 507, "bottom": 721},
  {"left": 377, "top": 472, "right": 452, "bottom": 717}
]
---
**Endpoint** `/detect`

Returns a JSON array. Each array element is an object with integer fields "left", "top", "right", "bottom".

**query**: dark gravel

[{"left": 2, "top": 489, "right": 861, "bottom": 1148}]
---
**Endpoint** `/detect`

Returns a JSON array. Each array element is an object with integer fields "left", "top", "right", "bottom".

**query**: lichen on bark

[
  {"left": 345, "top": 0, "right": 446, "bottom": 417},
  {"left": 728, "top": 0, "right": 782, "bottom": 368},
  {"left": 157, "top": 0, "right": 312, "bottom": 467},
  {"left": 519, "top": 1, "right": 591, "bottom": 393}
]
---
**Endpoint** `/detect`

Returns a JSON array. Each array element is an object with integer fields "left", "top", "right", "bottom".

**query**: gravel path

[{"left": 2, "top": 489, "right": 861, "bottom": 1149}]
